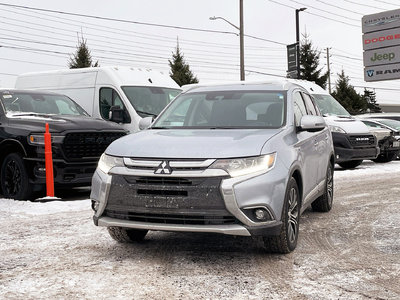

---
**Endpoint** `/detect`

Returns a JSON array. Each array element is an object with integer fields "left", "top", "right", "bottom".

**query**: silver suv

[{"left": 91, "top": 81, "right": 335, "bottom": 253}]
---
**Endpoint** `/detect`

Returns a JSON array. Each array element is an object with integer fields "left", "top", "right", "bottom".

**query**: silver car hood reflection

[{"left": 106, "top": 129, "right": 281, "bottom": 159}]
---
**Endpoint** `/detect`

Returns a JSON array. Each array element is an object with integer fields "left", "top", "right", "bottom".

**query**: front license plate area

[{"left": 144, "top": 197, "right": 184, "bottom": 209}]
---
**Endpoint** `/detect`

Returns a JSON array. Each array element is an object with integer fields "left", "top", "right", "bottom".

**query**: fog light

[
  {"left": 91, "top": 200, "right": 99, "bottom": 212},
  {"left": 254, "top": 208, "right": 269, "bottom": 221}
]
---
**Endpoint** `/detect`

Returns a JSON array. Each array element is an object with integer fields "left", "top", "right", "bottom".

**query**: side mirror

[
  {"left": 139, "top": 116, "right": 153, "bottom": 130},
  {"left": 109, "top": 105, "right": 124, "bottom": 123},
  {"left": 299, "top": 115, "right": 326, "bottom": 132}
]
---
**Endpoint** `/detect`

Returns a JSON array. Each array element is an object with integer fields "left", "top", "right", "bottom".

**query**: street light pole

[
  {"left": 210, "top": 0, "right": 245, "bottom": 81},
  {"left": 295, "top": 7, "right": 306, "bottom": 79}
]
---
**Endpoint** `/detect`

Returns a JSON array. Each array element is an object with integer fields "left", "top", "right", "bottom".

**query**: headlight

[
  {"left": 28, "top": 134, "right": 65, "bottom": 145},
  {"left": 329, "top": 125, "right": 346, "bottom": 134},
  {"left": 97, "top": 153, "right": 124, "bottom": 174},
  {"left": 209, "top": 153, "right": 276, "bottom": 177}
]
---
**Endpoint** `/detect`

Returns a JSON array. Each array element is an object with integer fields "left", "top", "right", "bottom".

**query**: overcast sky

[{"left": 0, "top": 0, "right": 399, "bottom": 104}]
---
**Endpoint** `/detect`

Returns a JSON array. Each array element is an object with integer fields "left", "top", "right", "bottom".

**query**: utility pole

[
  {"left": 326, "top": 47, "right": 331, "bottom": 94},
  {"left": 239, "top": 0, "right": 245, "bottom": 81}
]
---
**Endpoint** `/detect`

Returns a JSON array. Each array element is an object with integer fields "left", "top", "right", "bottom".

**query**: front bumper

[
  {"left": 332, "top": 132, "right": 379, "bottom": 162},
  {"left": 91, "top": 159, "right": 288, "bottom": 237},
  {"left": 25, "top": 157, "right": 97, "bottom": 186}
]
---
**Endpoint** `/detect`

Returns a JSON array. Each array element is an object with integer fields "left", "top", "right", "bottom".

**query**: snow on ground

[{"left": 334, "top": 160, "right": 400, "bottom": 179}]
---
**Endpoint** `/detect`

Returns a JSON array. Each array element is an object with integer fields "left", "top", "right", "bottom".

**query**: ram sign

[{"left": 362, "top": 9, "right": 400, "bottom": 82}]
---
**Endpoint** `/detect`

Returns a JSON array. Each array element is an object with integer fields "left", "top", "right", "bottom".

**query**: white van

[
  {"left": 15, "top": 66, "right": 182, "bottom": 132},
  {"left": 291, "top": 80, "right": 379, "bottom": 169}
]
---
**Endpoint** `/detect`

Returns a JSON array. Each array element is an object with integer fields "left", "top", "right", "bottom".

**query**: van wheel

[
  {"left": 338, "top": 160, "right": 362, "bottom": 169},
  {"left": 312, "top": 163, "right": 334, "bottom": 212},
  {"left": 107, "top": 227, "right": 148, "bottom": 243},
  {"left": 372, "top": 152, "right": 398, "bottom": 163},
  {"left": 1, "top": 153, "right": 33, "bottom": 200},
  {"left": 263, "top": 177, "right": 300, "bottom": 253}
]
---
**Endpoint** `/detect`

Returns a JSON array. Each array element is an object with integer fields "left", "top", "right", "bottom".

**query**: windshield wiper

[
  {"left": 150, "top": 126, "right": 169, "bottom": 129},
  {"left": 136, "top": 110, "right": 157, "bottom": 117},
  {"left": 8, "top": 112, "right": 52, "bottom": 117}
]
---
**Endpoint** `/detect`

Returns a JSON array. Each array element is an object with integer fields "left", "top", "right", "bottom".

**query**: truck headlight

[
  {"left": 209, "top": 153, "right": 276, "bottom": 177},
  {"left": 97, "top": 153, "right": 124, "bottom": 174},
  {"left": 28, "top": 134, "right": 64, "bottom": 145},
  {"left": 329, "top": 125, "right": 346, "bottom": 134}
]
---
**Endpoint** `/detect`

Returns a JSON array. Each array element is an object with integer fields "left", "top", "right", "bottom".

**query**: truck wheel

[
  {"left": 338, "top": 160, "right": 363, "bottom": 169},
  {"left": 312, "top": 163, "right": 334, "bottom": 212},
  {"left": 263, "top": 177, "right": 300, "bottom": 253},
  {"left": 1, "top": 153, "right": 33, "bottom": 200},
  {"left": 107, "top": 227, "right": 148, "bottom": 243}
]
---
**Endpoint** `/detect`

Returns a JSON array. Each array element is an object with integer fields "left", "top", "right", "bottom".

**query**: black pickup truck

[{"left": 0, "top": 89, "right": 126, "bottom": 200}]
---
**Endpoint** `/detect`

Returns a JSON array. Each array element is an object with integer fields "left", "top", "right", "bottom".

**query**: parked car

[
  {"left": 0, "top": 89, "right": 126, "bottom": 200},
  {"left": 91, "top": 80, "right": 335, "bottom": 253},
  {"left": 360, "top": 118, "right": 400, "bottom": 162},
  {"left": 357, "top": 112, "right": 400, "bottom": 122},
  {"left": 291, "top": 80, "right": 378, "bottom": 169},
  {"left": 15, "top": 66, "right": 182, "bottom": 133}
]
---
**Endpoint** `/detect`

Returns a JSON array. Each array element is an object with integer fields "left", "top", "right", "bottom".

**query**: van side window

[
  {"left": 99, "top": 88, "right": 126, "bottom": 121},
  {"left": 301, "top": 92, "right": 319, "bottom": 116},
  {"left": 293, "top": 91, "right": 307, "bottom": 127}
]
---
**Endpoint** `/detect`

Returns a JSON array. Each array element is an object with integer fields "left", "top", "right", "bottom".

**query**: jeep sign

[{"left": 363, "top": 45, "right": 400, "bottom": 67}]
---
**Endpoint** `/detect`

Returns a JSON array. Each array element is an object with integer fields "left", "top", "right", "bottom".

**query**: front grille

[
  {"left": 349, "top": 135, "right": 375, "bottom": 147},
  {"left": 128, "top": 177, "right": 192, "bottom": 186},
  {"left": 62, "top": 132, "right": 125, "bottom": 161},
  {"left": 105, "top": 210, "right": 238, "bottom": 225}
]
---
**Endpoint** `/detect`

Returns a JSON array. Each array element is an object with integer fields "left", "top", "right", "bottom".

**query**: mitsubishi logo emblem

[{"left": 155, "top": 161, "right": 172, "bottom": 174}]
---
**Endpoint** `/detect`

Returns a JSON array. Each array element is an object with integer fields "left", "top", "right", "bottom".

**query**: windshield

[
  {"left": 122, "top": 86, "right": 181, "bottom": 117},
  {"left": 313, "top": 94, "right": 350, "bottom": 117},
  {"left": 0, "top": 91, "right": 88, "bottom": 116},
  {"left": 152, "top": 90, "right": 286, "bottom": 129}
]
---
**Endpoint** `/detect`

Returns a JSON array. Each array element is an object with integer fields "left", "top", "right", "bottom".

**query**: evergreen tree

[
  {"left": 331, "top": 70, "right": 368, "bottom": 114},
  {"left": 299, "top": 34, "right": 328, "bottom": 89},
  {"left": 363, "top": 89, "right": 381, "bottom": 113},
  {"left": 169, "top": 41, "right": 198, "bottom": 86},
  {"left": 68, "top": 36, "right": 99, "bottom": 69}
]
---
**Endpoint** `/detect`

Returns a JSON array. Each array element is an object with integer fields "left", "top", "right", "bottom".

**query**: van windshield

[
  {"left": 152, "top": 90, "right": 286, "bottom": 129},
  {"left": 122, "top": 86, "right": 181, "bottom": 117},
  {"left": 313, "top": 94, "right": 350, "bottom": 117},
  {"left": 0, "top": 91, "right": 88, "bottom": 116}
]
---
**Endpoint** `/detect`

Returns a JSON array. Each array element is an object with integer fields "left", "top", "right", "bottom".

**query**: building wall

[{"left": 380, "top": 104, "right": 400, "bottom": 113}]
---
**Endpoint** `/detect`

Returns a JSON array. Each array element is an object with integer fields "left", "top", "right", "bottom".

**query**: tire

[
  {"left": 107, "top": 227, "right": 148, "bottom": 243},
  {"left": 338, "top": 160, "right": 363, "bottom": 169},
  {"left": 1, "top": 153, "right": 33, "bottom": 200},
  {"left": 372, "top": 151, "right": 399, "bottom": 163},
  {"left": 312, "top": 163, "right": 334, "bottom": 212},
  {"left": 263, "top": 177, "right": 300, "bottom": 254}
]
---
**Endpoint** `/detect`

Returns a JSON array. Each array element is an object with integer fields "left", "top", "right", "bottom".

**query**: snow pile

[{"left": 334, "top": 160, "right": 400, "bottom": 179}]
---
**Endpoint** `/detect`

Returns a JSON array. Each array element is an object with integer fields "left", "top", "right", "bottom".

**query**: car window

[
  {"left": 293, "top": 91, "right": 307, "bottom": 127},
  {"left": 99, "top": 87, "right": 126, "bottom": 121},
  {"left": 362, "top": 120, "right": 385, "bottom": 129},
  {"left": 301, "top": 92, "right": 319, "bottom": 116}
]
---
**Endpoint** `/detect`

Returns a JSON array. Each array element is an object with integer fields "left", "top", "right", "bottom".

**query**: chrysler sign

[{"left": 362, "top": 9, "right": 400, "bottom": 34}]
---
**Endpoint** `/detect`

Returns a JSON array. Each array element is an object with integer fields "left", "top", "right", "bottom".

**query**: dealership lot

[{"left": 1, "top": 160, "right": 400, "bottom": 299}]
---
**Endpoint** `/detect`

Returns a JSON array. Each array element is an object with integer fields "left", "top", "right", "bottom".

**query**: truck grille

[
  {"left": 349, "top": 135, "right": 375, "bottom": 147},
  {"left": 62, "top": 132, "right": 125, "bottom": 161}
]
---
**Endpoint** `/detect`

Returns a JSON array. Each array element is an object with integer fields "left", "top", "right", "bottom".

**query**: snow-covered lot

[{"left": 1, "top": 161, "right": 400, "bottom": 299}]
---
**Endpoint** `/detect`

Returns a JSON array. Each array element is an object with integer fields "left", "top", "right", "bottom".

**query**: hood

[
  {"left": 323, "top": 116, "right": 370, "bottom": 134},
  {"left": 6, "top": 113, "right": 124, "bottom": 133},
  {"left": 106, "top": 129, "right": 280, "bottom": 159}
]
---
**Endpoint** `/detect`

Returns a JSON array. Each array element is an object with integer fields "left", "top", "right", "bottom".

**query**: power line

[
  {"left": 0, "top": 72, "right": 18, "bottom": 76},
  {"left": 314, "top": 0, "right": 363, "bottom": 16},
  {"left": 267, "top": 0, "right": 360, "bottom": 27},
  {"left": 285, "top": 0, "right": 359, "bottom": 22},
  {"left": 372, "top": 0, "right": 399, "bottom": 7},
  {"left": 0, "top": 57, "right": 64, "bottom": 67},
  {"left": 342, "top": 0, "right": 384, "bottom": 10},
  {"left": 0, "top": 2, "right": 288, "bottom": 46}
]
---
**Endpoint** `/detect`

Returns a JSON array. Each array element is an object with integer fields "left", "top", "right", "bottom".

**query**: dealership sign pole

[{"left": 363, "top": 9, "right": 400, "bottom": 82}]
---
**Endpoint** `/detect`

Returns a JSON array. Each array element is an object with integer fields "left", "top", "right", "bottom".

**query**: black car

[{"left": 0, "top": 89, "right": 126, "bottom": 200}]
